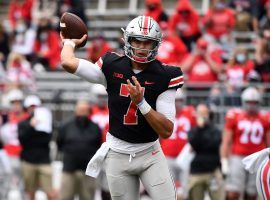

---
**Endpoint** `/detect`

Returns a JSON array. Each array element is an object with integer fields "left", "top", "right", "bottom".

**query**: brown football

[{"left": 60, "top": 12, "right": 88, "bottom": 48}]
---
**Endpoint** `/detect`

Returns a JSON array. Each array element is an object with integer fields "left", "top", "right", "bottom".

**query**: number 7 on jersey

[{"left": 120, "top": 83, "right": 145, "bottom": 125}]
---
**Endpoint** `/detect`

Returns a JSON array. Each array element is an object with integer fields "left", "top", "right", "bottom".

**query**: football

[{"left": 60, "top": 12, "right": 88, "bottom": 48}]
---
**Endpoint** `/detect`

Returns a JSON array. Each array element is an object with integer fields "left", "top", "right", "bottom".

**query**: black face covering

[
  {"left": 75, "top": 116, "right": 89, "bottom": 127},
  {"left": 147, "top": 4, "right": 157, "bottom": 11},
  {"left": 178, "top": 10, "right": 190, "bottom": 17}
]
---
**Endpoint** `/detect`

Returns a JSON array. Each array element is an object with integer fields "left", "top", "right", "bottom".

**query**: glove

[{"left": 221, "top": 158, "right": 229, "bottom": 176}]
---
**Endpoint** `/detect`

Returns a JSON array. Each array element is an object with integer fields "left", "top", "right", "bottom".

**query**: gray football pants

[{"left": 104, "top": 142, "right": 176, "bottom": 200}]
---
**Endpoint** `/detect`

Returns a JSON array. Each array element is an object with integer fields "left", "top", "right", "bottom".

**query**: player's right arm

[
  {"left": 220, "top": 128, "right": 233, "bottom": 175},
  {"left": 220, "top": 109, "right": 236, "bottom": 175},
  {"left": 60, "top": 33, "right": 107, "bottom": 86},
  {"left": 220, "top": 128, "right": 233, "bottom": 158},
  {"left": 60, "top": 33, "right": 87, "bottom": 73}
]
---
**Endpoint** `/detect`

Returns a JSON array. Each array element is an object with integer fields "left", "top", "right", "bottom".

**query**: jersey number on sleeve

[
  {"left": 120, "top": 83, "right": 145, "bottom": 125},
  {"left": 238, "top": 120, "right": 264, "bottom": 144}
]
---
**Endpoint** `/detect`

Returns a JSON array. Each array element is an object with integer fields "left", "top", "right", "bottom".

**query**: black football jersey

[{"left": 96, "top": 52, "right": 184, "bottom": 143}]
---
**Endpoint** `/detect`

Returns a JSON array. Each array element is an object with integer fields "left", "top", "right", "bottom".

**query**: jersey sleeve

[
  {"left": 97, "top": 52, "right": 123, "bottom": 80},
  {"left": 94, "top": 52, "right": 109, "bottom": 69},
  {"left": 75, "top": 59, "right": 107, "bottom": 87},
  {"left": 224, "top": 109, "right": 237, "bottom": 130},
  {"left": 166, "top": 66, "right": 184, "bottom": 90}
]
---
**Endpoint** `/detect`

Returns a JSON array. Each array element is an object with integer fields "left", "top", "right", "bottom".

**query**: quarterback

[{"left": 60, "top": 16, "right": 184, "bottom": 200}]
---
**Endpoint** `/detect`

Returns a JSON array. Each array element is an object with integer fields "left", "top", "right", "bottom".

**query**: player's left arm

[{"left": 127, "top": 76, "right": 176, "bottom": 139}]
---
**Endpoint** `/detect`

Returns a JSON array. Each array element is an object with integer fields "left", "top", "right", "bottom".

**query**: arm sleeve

[
  {"left": 74, "top": 59, "right": 107, "bottom": 87},
  {"left": 156, "top": 89, "right": 177, "bottom": 123},
  {"left": 56, "top": 124, "right": 65, "bottom": 152},
  {"left": 18, "top": 120, "right": 35, "bottom": 145}
]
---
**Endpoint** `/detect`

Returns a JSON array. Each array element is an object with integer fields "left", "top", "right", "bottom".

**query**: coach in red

[{"left": 60, "top": 15, "right": 184, "bottom": 200}]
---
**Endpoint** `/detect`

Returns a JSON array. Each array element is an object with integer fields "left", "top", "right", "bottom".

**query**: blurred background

[{"left": 0, "top": 0, "right": 270, "bottom": 200}]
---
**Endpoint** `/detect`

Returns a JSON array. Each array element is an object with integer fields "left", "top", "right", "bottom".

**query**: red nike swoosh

[
  {"left": 145, "top": 81, "right": 155, "bottom": 85},
  {"left": 152, "top": 150, "right": 159, "bottom": 156}
]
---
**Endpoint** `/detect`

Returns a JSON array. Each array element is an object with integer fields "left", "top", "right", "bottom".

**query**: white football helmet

[
  {"left": 7, "top": 89, "right": 24, "bottom": 102},
  {"left": 123, "top": 15, "right": 162, "bottom": 63},
  {"left": 91, "top": 84, "right": 108, "bottom": 107},
  {"left": 241, "top": 87, "right": 261, "bottom": 112},
  {"left": 241, "top": 87, "right": 261, "bottom": 102},
  {"left": 24, "top": 95, "right": 41, "bottom": 108}
]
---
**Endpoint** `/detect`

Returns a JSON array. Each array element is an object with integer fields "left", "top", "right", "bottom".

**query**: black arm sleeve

[{"left": 18, "top": 119, "right": 34, "bottom": 145}]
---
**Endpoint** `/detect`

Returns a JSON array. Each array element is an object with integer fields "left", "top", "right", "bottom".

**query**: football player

[
  {"left": 89, "top": 84, "right": 110, "bottom": 200},
  {"left": 60, "top": 16, "right": 184, "bottom": 200},
  {"left": 220, "top": 87, "right": 270, "bottom": 200},
  {"left": 242, "top": 148, "right": 270, "bottom": 200}
]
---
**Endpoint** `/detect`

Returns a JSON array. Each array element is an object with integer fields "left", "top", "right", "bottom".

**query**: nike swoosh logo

[
  {"left": 152, "top": 150, "right": 159, "bottom": 156},
  {"left": 145, "top": 81, "right": 155, "bottom": 85}
]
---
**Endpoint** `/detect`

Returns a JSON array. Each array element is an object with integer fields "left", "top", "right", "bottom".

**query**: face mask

[
  {"left": 215, "top": 2, "right": 226, "bottom": 10},
  {"left": 236, "top": 54, "right": 246, "bottom": 63},
  {"left": 40, "top": 32, "right": 48, "bottom": 41},
  {"left": 178, "top": 10, "right": 190, "bottom": 17},
  {"left": 147, "top": 5, "right": 157, "bottom": 11},
  {"left": 75, "top": 116, "right": 89, "bottom": 127},
  {"left": 16, "top": 23, "right": 26, "bottom": 33}
]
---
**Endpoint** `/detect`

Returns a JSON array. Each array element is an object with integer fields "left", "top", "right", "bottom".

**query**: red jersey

[
  {"left": 203, "top": 8, "right": 235, "bottom": 39},
  {"left": 34, "top": 30, "right": 61, "bottom": 70},
  {"left": 157, "top": 35, "right": 187, "bottom": 65},
  {"left": 225, "top": 109, "right": 270, "bottom": 156},
  {"left": 169, "top": 0, "right": 200, "bottom": 37},
  {"left": 1, "top": 111, "right": 28, "bottom": 156},
  {"left": 161, "top": 106, "right": 196, "bottom": 157},
  {"left": 184, "top": 53, "right": 222, "bottom": 83},
  {"left": 90, "top": 106, "right": 109, "bottom": 143},
  {"left": 9, "top": 0, "right": 34, "bottom": 29},
  {"left": 226, "top": 60, "right": 254, "bottom": 87}
]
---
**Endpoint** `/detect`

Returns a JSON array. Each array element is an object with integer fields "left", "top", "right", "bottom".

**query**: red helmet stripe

[
  {"left": 261, "top": 160, "right": 270, "bottom": 199},
  {"left": 143, "top": 16, "right": 149, "bottom": 35}
]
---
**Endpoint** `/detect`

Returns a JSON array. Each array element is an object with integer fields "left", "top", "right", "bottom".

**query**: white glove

[{"left": 221, "top": 158, "right": 229, "bottom": 176}]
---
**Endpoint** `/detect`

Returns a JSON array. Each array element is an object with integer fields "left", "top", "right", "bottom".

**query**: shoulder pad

[{"left": 165, "top": 65, "right": 184, "bottom": 89}]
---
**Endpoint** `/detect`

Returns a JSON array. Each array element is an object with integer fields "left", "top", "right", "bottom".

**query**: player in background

[
  {"left": 60, "top": 15, "right": 183, "bottom": 200},
  {"left": 242, "top": 148, "right": 270, "bottom": 200},
  {"left": 89, "top": 84, "right": 110, "bottom": 200},
  {"left": 0, "top": 89, "right": 28, "bottom": 199},
  {"left": 220, "top": 87, "right": 270, "bottom": 200},
  {"left": 160, "top": 89, "right": 196, "bottom": 199},
  {"left": 89, "top": 84, "right": 109, "bottom": 143}
]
